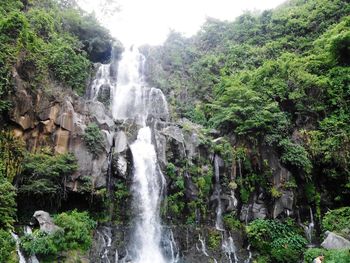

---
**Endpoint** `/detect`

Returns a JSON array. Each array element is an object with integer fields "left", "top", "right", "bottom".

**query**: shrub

[
  {"left": 83, "top": 123, "right": 104, "bottom": 157},
  {"left": 207, "top": 229, "right": 221, "bottom": 249},
  {"left": 247, "top": 219, "right": 307, "bottom": 262},
  {"left": 270, "top": 235, "right": 307, "bottom": 263},
  {"left": 304, "top": 248, "right": 350, "bottom": 263},
  {"left": 18, "top": 150, "right": 77, "bottom": 207},
  {"left": 322, "top": 207, "right": 350, "bottom": 235},
  {"left": 54, "top": 210, "right": 96, "bottom": 251},
  {"left": 0, "top": 230, "right": 16, "bottom": 262},
  {"left": 0, "top": 177, "right": 17, "bottom": 229},
  {"left": 21, "top": 210, "right": 96, "bottom": 258},
  {"left": 20, "top": 229, "right": 64, "bottom": 256},
  {"left": 223, "top": 214, "right": 241, "bottom": 231}
]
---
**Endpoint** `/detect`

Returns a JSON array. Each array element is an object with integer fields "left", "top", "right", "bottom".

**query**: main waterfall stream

[{"left": 91, "top": 45, "right": 172, "bottom": 262}]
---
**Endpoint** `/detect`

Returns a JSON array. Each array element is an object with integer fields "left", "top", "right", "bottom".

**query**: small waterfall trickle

[
  {"left": 214, "top": 155, "right": 224, "bottom": 231},
  {"left": 304, "top": 207, "right": 315, "bottom": 246},
  {"left": 90, "top": 64, "right": 113, "bottom": 100},
  {"left": 222, "top": 234, "right": 238, "bottom": 263},
  {"left": 98, "top": 226, "right": 113, "bottom": 263},
  {"left": 196, "top": 234, "right": 209, "bottom": 257},
  {"left": 245, "top": 244, "right": 252, "bottom": 263},
  {"left": 11, "top": 232, "right": 26, "bottom": 263}
]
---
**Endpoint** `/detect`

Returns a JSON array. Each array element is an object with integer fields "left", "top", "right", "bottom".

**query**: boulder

[
  {"left": 273, "top": 190, "right": 294, "bottom": 218},
  {"left": 33, "top": 211, "right": 60, "bottom": 234},
  {"left": 114, "top": 131, "right": 128, "bottom": 153},
  {"left": 321, "top": 231, "right": 350, "bottom": 249}
]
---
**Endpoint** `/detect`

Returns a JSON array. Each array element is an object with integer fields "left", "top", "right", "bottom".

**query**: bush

[
  {"left": 304, "top": 248, "right": 350, "bottom": 263},
  {"left": 47, "top": 36, "right": 91, "bottom": 94},
  {"left": 21, "top": 210, "right": 96, "bottom": 258},
  {"left": 20, "top": 229, "right": 64, "bottom": 256},
  {"left": 0, "top": 177, "right": 17, "bottom": 229},
  {"left": 54, "top": 210, "right": 96, "bottom": 251},
  {"left": 18, "top": 150, "right": 77, "bottom": 207},
  {"left": 270, "top": 235, "right": 307, "bottom": 263},
  {"left": 83, "top": 123, "right": 104, "bottom": 158},
  {"left": 322, "top": 207, "right": 350, "bottom": 235},
  {"left": 223, "top": 214, "right": 241, "bottom": 231},
  {"left": 247, "top": 219, "right": 307, "bottom": 262},
  {"left": 0, "top": 230, "right": 16, "bottom": 262}
]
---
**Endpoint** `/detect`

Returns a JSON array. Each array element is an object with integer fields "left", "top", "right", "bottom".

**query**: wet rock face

[
  {"left": 90, "top": 225, "right": 249, "bottom": 263},
  {"left": 33, "top": 210, "right": 60, "bottom": 234}
]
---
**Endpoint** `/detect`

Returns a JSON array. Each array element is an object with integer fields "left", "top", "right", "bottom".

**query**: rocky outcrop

[
  {"left": 33, "top": 211, "right": 60, "bottom": 234},
  {"left": 321, "top": 231, "right": 350, "bottom": 249}
]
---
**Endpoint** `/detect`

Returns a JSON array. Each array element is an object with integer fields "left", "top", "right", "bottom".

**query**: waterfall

[
  {"left": 111, "top": 46, "right": 168, "bottom": 125},
  {"left": 214, "top": 155, "right": 224, "bottom": 231},
  {"left": 105, "top": 45, "right": 168, "bottom": 263},
  {"left": 130, "top": 127, "right": 166, "bottom": 263},
  {"left": 305, "top": 207, "right": 315, "bottom": 246}
]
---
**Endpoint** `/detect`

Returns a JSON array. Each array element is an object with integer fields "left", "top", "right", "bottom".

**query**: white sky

[{"left": 78, "top": 0, "right": 286, "bottom": 46}]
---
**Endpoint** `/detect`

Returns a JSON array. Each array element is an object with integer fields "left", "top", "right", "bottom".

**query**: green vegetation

[
  {"left": 0, "top": 229, "right": 16, "bottom": 263},
  {"left": 21, "top": 210, "right": 96, "bottom": 261},
  {"left": 223, "top": 214, "right": 241, "bottom": 231},
  {"left": 322, "top": 207, "right": 350, "bottom": 236},
  {"left": 83, "top": 123, "right": 105, "bottom": 158},
  {"left": 17, "top": 149, "right": 77, "bottom": 208},
  {"left": 207, "top": 229, "right": 221, "bottom": 250},
  {"left": 0, "top": 131, "right": 24, "bottom": 230},
  {"left": 247, "top": 219, "right": 307, "bottom": 262},
  {"left": 0, "top": 0, "right": 114, "bottom": 109},
  {"left": 304, "top": 248, "right": 350, "bottom": 263}
]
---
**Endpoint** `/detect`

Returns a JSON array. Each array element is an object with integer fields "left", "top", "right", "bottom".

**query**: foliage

[
  {"left": 304, "top": 248, "right": 350, "bottom": 263},
  {"left": 247, "top": 219, "right": 307, "bottom": 262},
  {"left": 207, "top": 229, "right": 221, "bottom": 249},
  {"left": 0, "top": 176, "right": 17, "bottom": 230},
  {"left": 144, "top": 0, "right": 350, "bottom": 215},
  {"left": 21, "top": 210, "right": 96, "bottom": 259},
  {"left": 0, "top": 229, "right": 16, "bottom": 263},
  {"left": 0, "top": 130, "right": 25, "bottom": 183},
  {"left": 83, "top": 123, "right": 104, "bottom": 158},
  {"left": 18, "top": 149, "right": 77, "bottom": 207},
  {"left": 0, "top": 0, "right": 114, "bottom": 105},
  {"left": 270, "top": 235, "right": 307, "bottom": 263},
  {"left": 322, "top": 207, "right": 350, "bottom": 235},
  {"left": 223, "top": 214, "right": 241, "bottom": 231},
  {"left": 0, "top": 131, "right": 23, "bottom": 230},
  {"left": 53, "top": 210, "right": 96, "bottom": 251}
]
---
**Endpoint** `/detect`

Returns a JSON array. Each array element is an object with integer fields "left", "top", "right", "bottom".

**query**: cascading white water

[
  {"left": 111, "top": 47, "right": 168, "bottom": 125},
  {"left": 214, "top": 155, "right": 224, "bottom": 231},
  {"left": 222, "top": 234, "right": 238, "bottom": 263},
  {"left": 11, "top": 232, "right": 26, "bottom": 263},
  {"left": 107, "top": 45, "right": 169, "bottom": 263},
  {"left": 130, "top": 127, "right": 166, "bottom": 263}
]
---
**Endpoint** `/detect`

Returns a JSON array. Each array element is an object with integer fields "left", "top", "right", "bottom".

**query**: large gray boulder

[
  {"left": 321, "top": 231, "right": 350, "bottom": 249},
  {"left": 33, "top": 211, "right": 60, "bottom": 234}
]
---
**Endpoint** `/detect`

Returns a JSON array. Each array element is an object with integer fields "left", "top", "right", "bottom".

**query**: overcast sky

[{"left": 78, "top": 0, "right": 286, "bottom": 46}]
